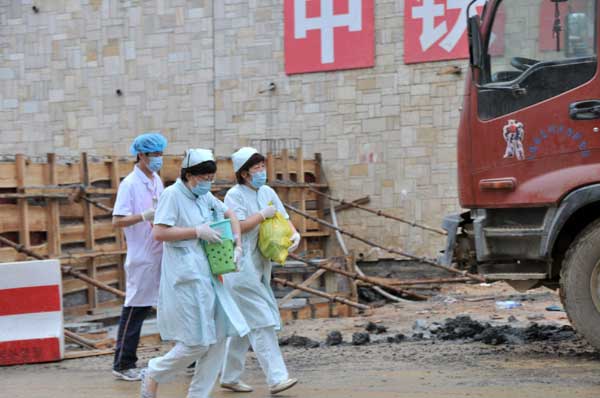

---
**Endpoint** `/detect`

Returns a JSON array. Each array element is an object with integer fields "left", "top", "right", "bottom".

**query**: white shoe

[
  {"left": 220, "top": 381, "right": 254, "bottom": 392},
  {"left": 269, "top": 378, "right": 298, "bottom": 394},
  {"left": 113, "top": 368, "right": 142, "bottom": 381}
]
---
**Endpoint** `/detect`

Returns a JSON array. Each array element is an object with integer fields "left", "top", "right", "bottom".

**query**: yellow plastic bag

[{"left": 258, "top": 211, "right": 293, "bottom": 265}]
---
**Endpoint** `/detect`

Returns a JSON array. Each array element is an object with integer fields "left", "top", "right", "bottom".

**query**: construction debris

[
  {"left": 284, "top": 203, "right": 485, "bottom": 283},
  {"left": 351, "top": 332, "right": 370, "bottom": 346},
  {"left": 326, "top": 331, "right": 343, "bottom": 346}
]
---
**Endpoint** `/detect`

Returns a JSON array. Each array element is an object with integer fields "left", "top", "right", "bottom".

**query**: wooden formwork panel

[
  {"left": 63, "top": 267, "right": 120, "bottom": 295},
  {"left": 0, "top": 150, "right": 330, "bottom": 315}
]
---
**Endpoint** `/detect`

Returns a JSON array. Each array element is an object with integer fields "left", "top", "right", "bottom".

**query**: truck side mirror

[
  {"left": 468, "top": 15, "right": 483, "bottom": 69},
  {"left": 566, "top": 12, "right": 590, "bottom": 57}
]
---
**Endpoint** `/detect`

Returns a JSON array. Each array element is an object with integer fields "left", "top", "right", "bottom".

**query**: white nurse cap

[
  {"left": 182, "top": 148, "right": 214, "bottom": 168},
  {"left": 231, "top": 147, "right": 259, "bottom": 173}
]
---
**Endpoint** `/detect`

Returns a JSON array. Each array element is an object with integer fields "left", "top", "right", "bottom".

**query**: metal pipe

[
  {"left": 386, "top": 277, "right": 471, "bottom": 286},
  {"left": 276, "top": 180, "right": 446, "bottom": 235},
  {"left": 329, "top": 199, "right": 411, "bottom": 303},
  {"left": 288, "top": 254, "right": 427, "bottom": 301},
  {"left": 272, "top": 277, "right": 370, "bottom": 310}
]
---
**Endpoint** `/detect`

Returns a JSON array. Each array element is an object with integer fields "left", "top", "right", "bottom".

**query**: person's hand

[
  {"left": 233, "top": 246, "right": 243, "bottom": 268},
  {"left": 259, "top": 205, "right": 276, "bottom": 220},
  {"left": 141, "top": 208, "right": 155, "bottom": 222},
  {"left": 195, "top": 224, "right": 222, "bottom": 243},
  {"left": 288, "top": 232, "right": 301, "bottom": 252}
]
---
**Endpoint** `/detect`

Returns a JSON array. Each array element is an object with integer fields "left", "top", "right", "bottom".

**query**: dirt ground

[{"left": 3, "top": 282, "right": 600, "bottom": 398}]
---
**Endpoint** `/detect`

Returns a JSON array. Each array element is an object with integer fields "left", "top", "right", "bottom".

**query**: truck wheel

[{"left": 560, "top": 218, "right": 600, "bottom": 350}]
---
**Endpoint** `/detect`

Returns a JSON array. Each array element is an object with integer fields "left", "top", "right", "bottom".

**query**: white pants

[
  {"left": 147, "top": 340, "right": 226, "bottom": 398},
  {"left": 221, "top": 326, "right": 288, "bottom": 387}
]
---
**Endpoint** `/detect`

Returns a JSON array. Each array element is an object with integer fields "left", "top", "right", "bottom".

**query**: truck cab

[{"left": 441, "top": 0, "right": 600, "bottom": 348}]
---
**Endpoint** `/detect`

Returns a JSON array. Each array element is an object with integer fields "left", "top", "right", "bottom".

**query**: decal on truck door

[{"left": 502, "top": 119, "right": 525, "bottom": 160}]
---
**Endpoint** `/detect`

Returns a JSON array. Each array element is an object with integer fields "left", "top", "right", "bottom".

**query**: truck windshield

[
  {"left": 487, "top": 0, "right": 596, "bottom": 83},
  {"left": 477, "top": 0, "right": 597, "bottom": 120}
]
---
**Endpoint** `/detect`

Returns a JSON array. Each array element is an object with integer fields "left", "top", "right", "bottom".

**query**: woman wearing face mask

[
  {"left": 219, "top": 147, "right": 300, "bottom": 395},
  {"left": 140, "top": 149, "right": 250, "bottom": 398},
  {"left": 111, "top": 132, "right": 167, "bottom": 381}
]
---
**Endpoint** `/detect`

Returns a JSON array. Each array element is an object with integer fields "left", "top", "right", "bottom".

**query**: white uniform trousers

[
  {"left": 148, "top": 340, "right": 226, "bottom": 398},
  {"left": 220, "top": 326, "right": 288, "bottom": 387}
]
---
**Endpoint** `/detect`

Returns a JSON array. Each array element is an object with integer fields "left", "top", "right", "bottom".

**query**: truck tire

[{"left": 560, "top": 218, "right": 600, "bottom": 350}]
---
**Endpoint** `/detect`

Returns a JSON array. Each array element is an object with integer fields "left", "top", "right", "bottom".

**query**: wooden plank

[
  {"left": 0, "top": 163, "right": 17, "bottom": 188},
  {"left": 63, "top": 268, "right": 120, "bottom": 295},
  {"left": 55, "top": 163, "right": 81, "bottom": 185},
  {"left": 313, "top": 302, "right": 331, "bottom": 318},
  {"left": 313, "top": 153, "right": 325, "bottom": 237},
  {"left": 0, "top": 204, "right": 47, "bottom": 233},
  {"left": 46, "top": 153, "right": 61, "bottom": 257},
  {"left": 63, "top": 298, "right": 122, "bottom": 317},
  {"left": 299, "top": 231, "right": 330, "bottom": 237},
  {"left": 109, "top": 155, "right": 126, "bottom": 292},
  {"left": 59, "top": 200, "right": 114, "bottom": 219},
  {"left": 79, "top": 153, "right": 95, "bottom": 250},
  {"left": 61, "top": 253, "right": 123, "bottom": 269},
  {"left": 0, "top": 243, "right": 48, "bottom": 262},
  {"left": 295, "top": 305, "right": 312, "bottom": 320},
  {"left": 16, "top": 154, "right": 30, "bottom": 260},
  {"left": 296, "top": 147, "right": 308, "bottom": 253},
  {"left": 55, "top": 158, "right": 115, "bottom": 186},
  {"left": 303, "top": 159, "right": 316, "bottom": 178},
  {"left": 281, "top": 149, "right": 290, "bottom": 180},
  {"left": 64, "top": 348, "right": 115, "bottom": 360},
  {"left": 266, "top": 152, "right": 275, "bottom": 182},
  {"left": 60, "top": 221, "right": 115, "bottom": 245},
  {"left": 88, "top": 161, "right": 112, "bottom": 185},
  {"left": 87, "top": 257, "right": 98, "bottom": 311},
  {"left": 279, "top": 268, "right": 327, "bottom": 305},
  {"left": 21, "top": 163, "right": 46, "bottom": 187}
]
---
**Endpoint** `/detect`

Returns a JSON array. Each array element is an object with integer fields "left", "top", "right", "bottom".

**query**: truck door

[{"left": 467, "top": 0, "right": 598, "bottom": 207}]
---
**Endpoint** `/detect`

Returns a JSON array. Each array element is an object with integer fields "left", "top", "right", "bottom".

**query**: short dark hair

[
  {"left": 181, "top": 160, "right": 217, "bottom": 182},
  {"left": 235, "top": 153, "right": 266, "bottom": 184}
]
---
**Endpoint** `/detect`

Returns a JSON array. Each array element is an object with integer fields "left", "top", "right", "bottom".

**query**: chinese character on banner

[
  {"left": 404, "top": 0, "right": 486, "bottom": 64},
  {"left": 284, "top": 0, "right": 375, "bottom": 75}
]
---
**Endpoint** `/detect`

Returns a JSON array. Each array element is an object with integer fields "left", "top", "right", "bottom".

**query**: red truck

[{"left": 440, "top": 0, "right": 600, "bottom": 348}]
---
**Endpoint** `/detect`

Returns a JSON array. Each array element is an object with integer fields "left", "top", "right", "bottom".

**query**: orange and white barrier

[{"left": 0, "top": 259, "right": 64, "bottom": 366}]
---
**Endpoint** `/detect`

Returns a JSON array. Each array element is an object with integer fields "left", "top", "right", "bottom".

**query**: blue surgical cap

[{"left": 129, "top": 132, "right": 168, "bottom": 155}]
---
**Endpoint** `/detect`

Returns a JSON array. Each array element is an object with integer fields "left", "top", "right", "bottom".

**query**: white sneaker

[
  {"left": 112, "top": 368, "right": 142, "bottom": 381},
  {"left": 220, "top": 381, "right": 254, "bottom": 392},
  {"left": 269, "top": 378, "right": 298, "bottom": 394}
]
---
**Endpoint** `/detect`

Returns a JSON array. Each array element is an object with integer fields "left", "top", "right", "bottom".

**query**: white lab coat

[
  {"left": 222, "top": 184, "right": 289, "bottom": 330},
  {"left": 112, "top": 165, "right": 163, "bottom": 307},
  {"left": 153, "top": 179, "right": 250, "bottom": 346}
]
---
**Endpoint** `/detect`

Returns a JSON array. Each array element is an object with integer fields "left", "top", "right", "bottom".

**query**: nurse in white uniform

[
  {"left": 219, "top": 147, "right": 301, "bottom": 395},
  {"left": 140, "top": 149, "right": 249, "bottom": 398},
  {"left": 111, "top": 132, "right": 166, "bottom": 381}
]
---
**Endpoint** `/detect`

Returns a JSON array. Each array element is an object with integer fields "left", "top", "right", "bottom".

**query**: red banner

[
  {"left": 404, "top": 0, "right": 486, "bottom": 64},
  {"left": 284, "top": 0, "right": 375, "bottom": 75}
]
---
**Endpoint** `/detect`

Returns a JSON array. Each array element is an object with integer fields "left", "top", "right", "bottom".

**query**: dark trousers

[{"left": 113, "top": 305, "right": 152, "bottom": 371}]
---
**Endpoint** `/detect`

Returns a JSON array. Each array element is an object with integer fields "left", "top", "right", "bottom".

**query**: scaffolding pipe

[{"left": 283, "top": 204, "right": 486, "bottom": 283}]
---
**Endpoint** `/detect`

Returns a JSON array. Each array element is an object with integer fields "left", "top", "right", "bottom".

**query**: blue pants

[{"left": 113, "top": 306, "right": 152, "bottom": 371}]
